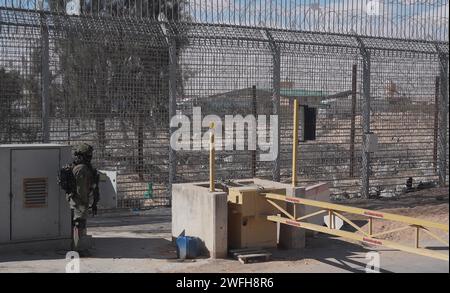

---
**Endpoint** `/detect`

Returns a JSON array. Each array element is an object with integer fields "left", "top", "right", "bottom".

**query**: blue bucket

[{"left": 176, "top": 236, "right": 199, "bottom": 259}]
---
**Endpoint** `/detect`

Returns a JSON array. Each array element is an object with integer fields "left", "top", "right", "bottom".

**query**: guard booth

[{"left": 0, "top": 144, "right": 72, "bottom": 250}]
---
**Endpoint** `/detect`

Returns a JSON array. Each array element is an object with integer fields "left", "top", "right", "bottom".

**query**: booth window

[{"left": 304, "top": 106, "right": 317, "bottom": 141}]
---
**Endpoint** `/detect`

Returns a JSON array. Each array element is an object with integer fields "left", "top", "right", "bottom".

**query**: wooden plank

[
  {"left": 239, "top": 253, "right": 272, "bottom": 259},
  {"left": 237, "top": 253, "right": 271, "bottom": 264},
  {"left": 297, "top": 209, "right": 326, "bottom": 221},
  {"left": 230, "top": 246, "right": 272, "bottom": 264},
  {"left": 422, "top": 228, "right": 450, "bottom": 246},
  {"left": 268, "top": 215, "right": 449, "bottom": 262},
  {"left": 264, "top": 193, "right": 449, "bottom": 232},
  {"left": 230, "top": 250, "right": 264, "bottom": 257},
  {"left": 370, "top": 225, "right": 412, "bottom": 238},
  {"left": 333, "top": 210, "right": 368, "bottom": 236},
  {"left": 267, "top": 199, "right": 295, "bottom": 220}
]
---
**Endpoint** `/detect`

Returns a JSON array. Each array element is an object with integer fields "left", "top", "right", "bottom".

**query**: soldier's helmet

[{"left": 73, "top": 143, "right": 93, "bottom": 161}]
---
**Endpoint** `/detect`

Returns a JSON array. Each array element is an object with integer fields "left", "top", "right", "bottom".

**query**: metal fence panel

[
  {"left": 176, "top": 38, "right": 274, "bottom": 183},
  {"left": 0, "top": 6, "right": 448, "bottom": 207},
  {"left": 278, "top": 46, "right": 363, "bottom": 197},
  {"left": 0, "top": 9, "right": 43, "bottom": 143},
  {"left": 369, "top": 51, "right": 442, "bottom": 195}
]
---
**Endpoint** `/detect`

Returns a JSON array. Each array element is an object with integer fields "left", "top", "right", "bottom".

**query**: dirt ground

[
  {"left": 0, "top": 187, "right": 448, "bottom": 273},
  {"left": 341, "top": 187, "right": 449, "bottom": 244}
]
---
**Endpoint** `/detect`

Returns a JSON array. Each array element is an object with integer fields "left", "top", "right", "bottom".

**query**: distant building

[
  {"left": 196, "top": 87, "right": 327, "bottom": 114},
  {"left": 196, "top": 85, "right": 340, "bottom": 142}
]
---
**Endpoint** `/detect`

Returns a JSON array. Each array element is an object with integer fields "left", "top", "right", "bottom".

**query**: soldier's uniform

[
  {"left": 68, "top": 143, "right": 99, "bottom": 256},
  {"left": 70, "top": 164, "right": 95, "bottom": 220}
]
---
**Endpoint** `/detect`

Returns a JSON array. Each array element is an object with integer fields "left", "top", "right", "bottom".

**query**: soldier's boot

[{"left": 73, "top": 219, "right": 92, "bottom": 257}]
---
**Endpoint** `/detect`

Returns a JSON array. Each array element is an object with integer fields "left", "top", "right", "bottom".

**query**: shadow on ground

[
  {"left": 92, "top": 237, "right": 177, "bottom": 259},
  {"left": 268, "top": 234, "right": 394, "bottom": 273},
  {"left": 0, "top": 237, "right": 177, "bottom": 263},
  {"left": 0, "top": 209, "right": 175, "bottom": 263},
  {"left": 88, "top": 214, "right": 171, "bottom": 228}
]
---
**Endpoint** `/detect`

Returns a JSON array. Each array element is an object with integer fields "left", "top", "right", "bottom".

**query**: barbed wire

[{"left": 1, "top": 0, "right": 448, "bottom": 41}]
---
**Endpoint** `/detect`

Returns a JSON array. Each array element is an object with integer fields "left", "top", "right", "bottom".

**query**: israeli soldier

[{"left": 67, "top": 143, "right": 100, "bottom": 256}]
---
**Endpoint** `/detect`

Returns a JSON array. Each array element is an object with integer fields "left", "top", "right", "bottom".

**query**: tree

[
  {"left": 48, "top": 0, "right": 186, "bottom": 20},
  {"left": 0, "top": 68, "right": 39, "bottom": 143},
  {"left": 48, "top": 0, "right": 189, "bottom": 180}
]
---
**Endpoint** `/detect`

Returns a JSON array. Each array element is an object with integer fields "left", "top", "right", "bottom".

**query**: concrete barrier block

[
  {"left": 303, "top": 182, "right": 330, "bottom": 227},
  {"left": 279, "top": 187, "right": 306, "bottom": 249},
  {"left": 172, "top": 183, "right": 228, "bottom": 258}
]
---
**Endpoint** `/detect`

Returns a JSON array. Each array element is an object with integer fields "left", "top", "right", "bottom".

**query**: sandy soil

[{"left": 339, "top": 187, "right": 449, "bottom": 244}]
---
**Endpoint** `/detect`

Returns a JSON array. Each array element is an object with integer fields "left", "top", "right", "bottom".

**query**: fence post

[
  {"left": 350, "top": 63, "right": 357, "bottom": 177},
  {"left": 266, "top": 30, "right": 281, "bottom": 182},
  {"left": 252, "top": 85, "right": 257, "bottom": 178},
  {"left": 40, "top": 13, "right": 50, "bottom": 143},
  {"left": 358, "top": 38, "right": 371, "bottom": 199},
  {"left": 438, "top": 52, "right": 449, "bottom": 187},
  {"left": 168, "top": 37, "right": 178, "bottom": 204},
  {"left": 434, "top": 76, "right": 440, "bottom": 173},
  {"left": 138, "top": 114, "right": 144, "bottom": 181}
]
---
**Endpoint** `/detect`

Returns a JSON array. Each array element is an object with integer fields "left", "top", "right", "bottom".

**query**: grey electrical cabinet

[{"left": 0, "top": 144, "right": 72, "bottom": 249}]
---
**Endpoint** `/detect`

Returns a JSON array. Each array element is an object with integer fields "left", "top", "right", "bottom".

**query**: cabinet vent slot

[{"left": 23, "top": 178, "right": 48, "bottom": 207}]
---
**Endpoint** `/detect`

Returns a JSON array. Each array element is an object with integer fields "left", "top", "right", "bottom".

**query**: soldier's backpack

[{"left": 58, "top": 164, "right": 76, "bottom": 194}]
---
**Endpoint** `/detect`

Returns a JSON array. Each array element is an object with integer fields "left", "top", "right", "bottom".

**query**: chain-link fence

[{"left": 0, "top": 3, "right": 448, "bottom": 208}]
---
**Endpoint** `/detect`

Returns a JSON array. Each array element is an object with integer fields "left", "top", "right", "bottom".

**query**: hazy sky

[{"left": 0, "top": 0, "right": 448, "bottom": 40}]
